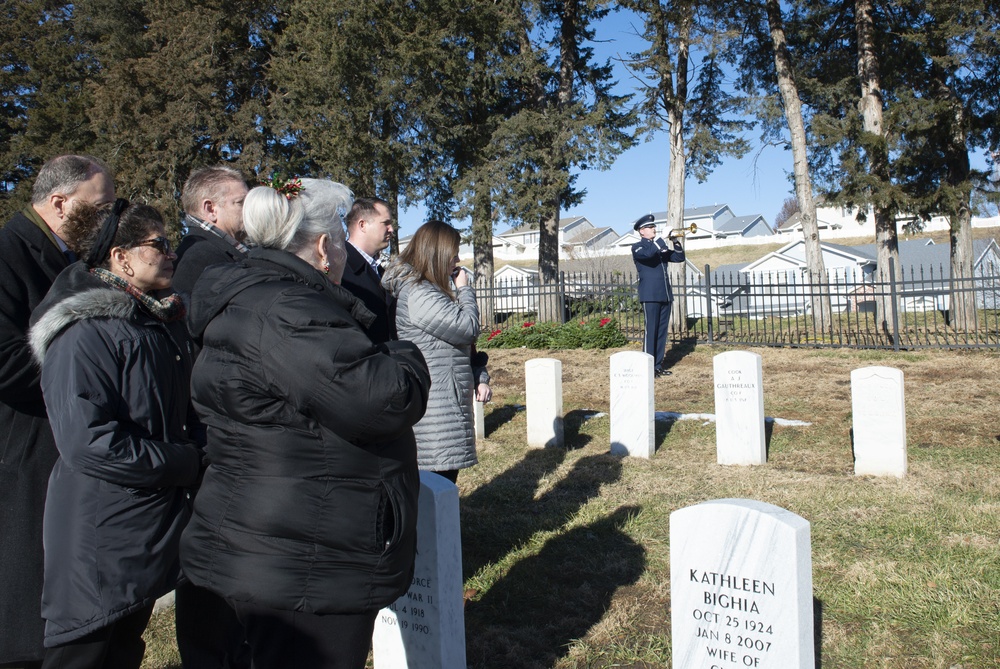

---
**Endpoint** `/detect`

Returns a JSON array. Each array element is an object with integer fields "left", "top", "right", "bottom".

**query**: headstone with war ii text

[{"left": 372, "top": 472, "right": 466, "bottom": 669}]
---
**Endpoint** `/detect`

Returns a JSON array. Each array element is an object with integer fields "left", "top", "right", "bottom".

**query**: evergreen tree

[
  {"left": 1, "top": 1, "right": 95, "bottom": 221},
  {"left": 79, "top": 0, "right": 276, "bottom": 222},
  {"left": 487, "top": 0, "right": 633, "bottom": 320},
  {"left": 622, "top": 0, "right": 751, "bottom": 330}
]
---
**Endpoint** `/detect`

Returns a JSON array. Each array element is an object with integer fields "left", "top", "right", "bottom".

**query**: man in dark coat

[
  {"left": 172, "top": 164, "right": 252, "bottom": 669},
  {"left": 342, "top": 197, "right": 396, "bottom": 343},
  {"left": 173, "top": 166, "right": 250, "bottom": 296},
  {"left": 0, "top": 155, "right": 115, "bottom": 667},
  {"left": 631, "top": 213, "right": 685, "bottom": 377}
]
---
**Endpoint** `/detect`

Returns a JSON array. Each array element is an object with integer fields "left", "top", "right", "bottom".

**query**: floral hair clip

[{"left": 260, "top": 173, "right": 305, "bottom": 200}]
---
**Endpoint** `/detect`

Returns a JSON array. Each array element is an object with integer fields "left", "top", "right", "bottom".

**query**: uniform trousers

[{"left": 642, "top": 301, "right": 673, "bottom": 370}]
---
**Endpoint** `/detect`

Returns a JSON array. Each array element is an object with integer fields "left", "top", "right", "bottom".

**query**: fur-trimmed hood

[{"left": 29, "top": 264, "right": 136, "bottom": 365}]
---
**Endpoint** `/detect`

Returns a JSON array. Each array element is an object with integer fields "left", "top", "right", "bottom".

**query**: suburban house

[
  {"left": 487, "top": 259, "right": 707, "bottom": 320},
  {"left": 493, "top": 216, "right": 619, "bottom": 261},
  {"left": 710, "top": 237, "right": 1000, "bottom": 319},
  {"left": 611, "top": 204, "right": 774, "bottom": 253}
]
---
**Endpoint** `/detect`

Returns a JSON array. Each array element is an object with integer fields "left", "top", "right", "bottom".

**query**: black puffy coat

[
  {"left": 28, "top": 264, "right": 202, "bottom": 646},
  {"left": 180, "top": 248, "right": 431, "bottom": 614}
]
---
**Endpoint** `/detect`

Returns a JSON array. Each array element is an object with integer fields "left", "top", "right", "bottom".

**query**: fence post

[
  {"left": 889, "top": 257, "right": 900, "bottom": 351},
  {"left": 559, "top": 271, "right": 567, "bottom": 324},
  {"left": 704, "top": 264, "right": 714, "bottom": 344}
]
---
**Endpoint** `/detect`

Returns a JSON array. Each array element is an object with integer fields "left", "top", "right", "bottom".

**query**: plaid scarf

[
  {"left": 184, "top": 214, "right": 251, "bottom": 255},
  {"left": 91, "top": 268, "right": 187, "bottom": 322}
]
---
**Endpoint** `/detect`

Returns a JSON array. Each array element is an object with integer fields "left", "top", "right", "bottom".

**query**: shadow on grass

[
  {"left": 461, "top": 450, "right": 624, "bottom": 581},
  {"left": 654, "top": 415, "right": 673, "bottom": 451},
  {"left": 464, "top": 505, "right": 646, "bottom": 669},
  {"left": 814, "top": 597, "right": 824, "bottom": 669},
  {"left": 660, "top": 336, "right": 698, "bottom": 372},
  {"left": 563, "top": 409, "right": 595, "bottom": 450},
  {"left": 484, "top": 403, "right": 522, "bottom": 438}
]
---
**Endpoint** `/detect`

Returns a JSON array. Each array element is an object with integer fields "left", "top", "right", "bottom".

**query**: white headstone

[
  {"left": 713, "top": 351, "right": 766, "bottom": 465},
  {"left": 851, "top": 366, "right": 907, "bottom": 477},
  {"left": 671, "top": 499, "right": 814, "bottom": 669},
  {"left": 473, "top": 400, "right": 485, "bottom": 440},
  {"left": 610, "top": 351, "right": 655, "bottom": 458},
  {"left": 525, "top": 358, "right": 563, "bottom": 448},
  {"left": 372, "top": 472, "right": 466, "bottom": 669}
]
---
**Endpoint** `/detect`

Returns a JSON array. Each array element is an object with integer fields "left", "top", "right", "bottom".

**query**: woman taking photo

[
  {"left": 179, "top": 179, "right": 430, "bottom": 669},
  {"left": 28, "top": 201, "right": 202, "bottom": 668},
  {"left": 382, "top": 220, "right": 491, "bottom": 483}
]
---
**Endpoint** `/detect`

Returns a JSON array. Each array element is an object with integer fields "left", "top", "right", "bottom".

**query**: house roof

[
  {"left": 498, "top": 216, "right": 589, "bottom": 237},
  {"left": 717, "top": 214, "right": 769, "bottom": 235},
  {"left": 850, "top": 238, "right": 999, "bottom": 276},
  {"left": 564, "top": 226, "right": 615, "bottom": 246}
]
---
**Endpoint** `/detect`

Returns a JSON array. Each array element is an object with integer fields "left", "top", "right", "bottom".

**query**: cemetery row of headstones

[
  {"left": 523, "top": 352, "right": 908, "bottom": 478},
  {"left": 371, "top": 350, "right": 905, "bottom": 668}
]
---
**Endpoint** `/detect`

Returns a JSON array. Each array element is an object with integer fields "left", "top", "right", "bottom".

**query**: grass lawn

[{"left": 142, "top": 343, "right": 1000, "bottom": 668}]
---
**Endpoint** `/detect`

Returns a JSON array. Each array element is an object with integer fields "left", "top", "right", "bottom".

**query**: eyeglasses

[{"left": 133, "top": 236, "right": 173, "bottom": 256}]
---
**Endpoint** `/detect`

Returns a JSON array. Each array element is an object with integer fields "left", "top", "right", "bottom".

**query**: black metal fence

[{"left": 474, "top": 261, "right": 1000, "bottom": 350}]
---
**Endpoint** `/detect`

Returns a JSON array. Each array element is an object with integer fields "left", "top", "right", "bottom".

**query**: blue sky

[{"left": 395, "top": 9, "right": 802, "bottom": 240}]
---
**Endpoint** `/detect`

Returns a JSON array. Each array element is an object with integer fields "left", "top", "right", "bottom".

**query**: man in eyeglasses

[
  {"left": 173, "top": 166, "right": 250, "bottom": 296},
  {"left": 0, "top": 155, "right": 115, "bottom": 668}
]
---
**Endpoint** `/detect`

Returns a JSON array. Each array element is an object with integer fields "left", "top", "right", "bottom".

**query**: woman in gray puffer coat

[{"left": 382, "top": 220, "right": 491, "bottom": 482}]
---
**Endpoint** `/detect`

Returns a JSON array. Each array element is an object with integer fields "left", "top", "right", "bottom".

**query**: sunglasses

[{"left": 133, "top": 236, "right": 173, "bottom": 256}]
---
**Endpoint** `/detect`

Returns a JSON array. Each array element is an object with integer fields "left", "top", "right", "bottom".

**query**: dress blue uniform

[{"left": 631, "top": 215, "right": 685, "bottom": 374}]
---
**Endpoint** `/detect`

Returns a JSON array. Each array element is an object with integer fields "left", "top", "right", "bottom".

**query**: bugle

[{"left": 666, "top": 223, "right": 698, "bottom": 239}]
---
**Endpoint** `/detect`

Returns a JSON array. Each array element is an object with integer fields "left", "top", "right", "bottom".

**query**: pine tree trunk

[
  {"left": 856, "top": 0, "right": 900, "bottom": 342},
  {"left": 538, "top": 204, "right": 562, "bottom": 323},
  {"left": 936, "top": 69, "right": 977, "bottom": 332},
  {"left": 472, "top": 185, "right": 496, "bottom": 328},
  {"left": 765, "top": 0, "right": 832, "bottom": 334},
  {"left": 667, "top": 4, "right": 691, "bottom": 335}
]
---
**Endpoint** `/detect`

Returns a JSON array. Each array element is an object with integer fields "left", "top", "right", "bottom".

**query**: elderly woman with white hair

[{"left": 179, "top": 179, "right": 430, "bottom": 669}]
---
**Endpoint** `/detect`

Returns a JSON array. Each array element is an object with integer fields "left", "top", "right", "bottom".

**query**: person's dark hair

[
  {"left": 397, "top": 220, "right": 461, "bottom": 299},
  {"left": 180, "top": 166, "right": 246, "bottom": 216},
  {"left": 63, "top": 201, "right": 166, "bottom": 269},
  {"left": 345, "top": 197, "right": 389, "bottom": 231},
  {"left": 31, "top": 155, "right": 111, "bottom": 205}
]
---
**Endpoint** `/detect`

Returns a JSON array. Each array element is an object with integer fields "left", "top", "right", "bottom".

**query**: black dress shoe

[{"left": 655, "top": 368, "right": 672, "bottom": 377}]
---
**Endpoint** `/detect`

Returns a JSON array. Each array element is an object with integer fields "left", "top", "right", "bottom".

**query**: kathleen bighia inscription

[{"left": 689, "top": 569, "right": 777, "bottom": 665}]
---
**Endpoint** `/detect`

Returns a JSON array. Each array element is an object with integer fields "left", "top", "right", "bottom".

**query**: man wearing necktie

[
  {"left": 0, "top": 155, "right": 115, "bottom": 667},
  {"left": 631, "top": 213, "right": 685, "bottom": 377},
  {"left": 342, "top": 197, "right": 396, "bottom": 343}
]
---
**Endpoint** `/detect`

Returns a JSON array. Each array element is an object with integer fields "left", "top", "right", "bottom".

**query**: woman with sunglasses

[{"left": 28, "top": 201, "right": 202, "bottom": 668}]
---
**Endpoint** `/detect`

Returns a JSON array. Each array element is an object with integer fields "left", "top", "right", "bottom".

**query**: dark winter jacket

[
  {"left": 341, "top": 243, "right": 396, "bottom": 344},
  {"left": 179, "top": 247, "right": 431, "bottom": 614},
  {"left": 28, "top": 263, "right": 202, "bottom": 647},
  {"left": 0, "top": 209, "right": 70, "bottom": 663},
  {"left": 382, "top": 262, "right": 488, "bottom": 471},
  {"left": 172, "top": 223, "right": 247, "bottom": 296},
  {"left": 631, "top": 237, "right": 685, "bottom": 302}
]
